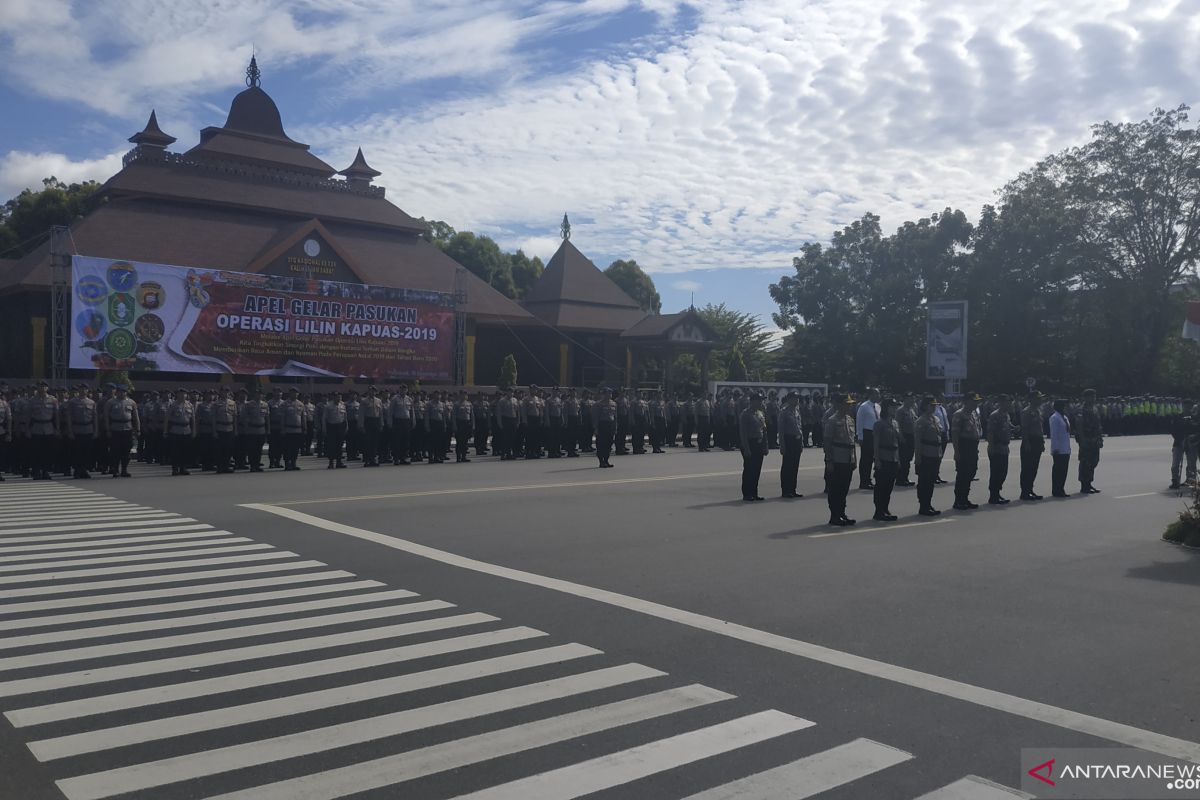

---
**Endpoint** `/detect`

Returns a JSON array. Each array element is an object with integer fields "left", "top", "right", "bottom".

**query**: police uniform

[
  {"left": 105, "top": 393, "right": 139, "bottom": 477},
  {"left": 521, "top": 392, "right": 543, "bottom": 459},
  {"left": 165, "top": 396, "right": 196, "bottom": 475},
  {"left": 388, "top": 392, "right": 413, "bottom": 465},
  {"left": 213, "top": 395, "right": 238, "bottom": 473},
  {"left": 695, "top": 397, "right": 712, "bottom": 451},
  {"left": 739, "top": 401, "right": 767, "bottom": 501},
  {"left": 279, "top": 394, "right": 305, "bottom": 470},
  {"left": 650, "top": 396, "right": 667, "bottom": 453},
  {"left": 951, "top": 400, "right": 982, "bottom": 509},
  {"left": 453, "top": 397, "right": 473, "bottom": 462},
  {"left": 986, "top": 404, "right": 1012, "bottom": 504},
  {"left": 473, "top": 396, "right": 491, "bottom": 456},
  {"left": 66, "top": 390, "right": 98, "bottom": 478},
  {"left": 914, "top": 404, "right": 943, "bottom": 515},
  {"left": 872, "top": 410, "right": 900, "bottom": 520},
  {"left": 359, "top": 392, "right": 384, "bottom": 466},
  {"left": 241, "top": 395, "right": 269, "bottom": 471},
  {"left": 1019, "top": 395, "right": 1045, "bottom": 500},
  {"left": 778, "top": 399, "right": 803, "bottom": 498},
  {"left": 27, "top": 389, "right": 60, "bottom": 480},
  {"left": 822, "top": 398, "right": 856, "bottom": 523},
  {"left": 0, "top": 394, "right": 10, "bottom": 481},
  {"left": 896, "top": 399, "right": 917, "bottom": 486},
  {"left": 322, "top": 398, "right": 348, "bottom": 468},
  {"left": 267, "top": 394, "right": 286, "bottom": 468},
  {"left": 1076, "top": 395, "right": 1103, "bottom": 493},
  {"left": 545, "top": 394, "right": 563, "bottom": 458}
]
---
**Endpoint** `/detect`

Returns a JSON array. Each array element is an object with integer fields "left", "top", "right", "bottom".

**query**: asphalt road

[{"left": 0, "top": 435, "right": 1196, "bottom": 800}]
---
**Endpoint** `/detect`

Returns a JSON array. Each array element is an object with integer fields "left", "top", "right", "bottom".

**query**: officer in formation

[
  {"left": 1169, "top": 401, "right": 1199, "bottom": 489},
  {"left": 823, "top": 392, "right": 857, "bottom": 525},
  {"left": 739, "top": 391, "right": 767, "bottom": 501}
]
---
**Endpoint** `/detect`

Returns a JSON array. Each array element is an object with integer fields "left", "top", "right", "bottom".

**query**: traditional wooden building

[{"left": 0, "top": 60, "right": 715, "bottom": 388}]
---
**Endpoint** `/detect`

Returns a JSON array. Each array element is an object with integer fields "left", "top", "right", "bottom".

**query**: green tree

[
  {"left": 509, "top": 250, "right": 544, "bottom": 299},
  {"left": 696, "top": 302, "right": 775, "bottom": 381},
  {"left": 497, "top": 354, "right": 518, "bottom": 389},
  {"left": 1, "top": 177, "right": 101, "bottom": 258},
  {"left": 418, "top": 218, "right": 456, "bottom": 245},
  {"left": 604, "top": 259, "right": 661, "bottom": 313},
  {"left": 440, "top": 231, "right": 516, "bottom": 298},
  {"left": 725, "top": 346, "right": 748, "bottom": 381}
]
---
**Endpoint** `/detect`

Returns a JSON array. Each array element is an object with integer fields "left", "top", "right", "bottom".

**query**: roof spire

[
  {"left": 560, "top": 213, "right": 571, "bottom": 240},
  {"left": 128, "top": 109, "right": 177, "bottom": 148},
  {"left": 246, "top": 55, "right": 261, "bottom": 88}
]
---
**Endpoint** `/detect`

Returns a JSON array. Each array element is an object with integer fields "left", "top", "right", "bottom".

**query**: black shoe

[
  {"left": 988, "top": 496, "right": 1010, "bottom": 505},
  {"left": 782, "top": 492, "right": 801, "bottom": 498},
  {"left": 327, "top": 463, "right": 335, "bottom": 470},
  {"left": 952, "top": 502, "right": 971, "bottom": 511},
  {"left": 829, "top": 517, "right": 855, "bottom": 526},
  {"left": 1169, "top": 482, "right": 1182, "bottom": 489},
  {"left": 1052, "top": 491, "right": 1068, "bottom": 498},
  {"left": 860, "top": 483, "right": 874, "bottom": 490},
  {"left": 1086, "top": 486, "right": 1101, "bottom": 494},
  {"left": 872, "top": 513, "right": 898, "bottom": 522},
  {"left": 753, "top": 496, "right": 765, "bottom": 501},
  {"left": 934, "top": 478, "right": 947, "bottom": 485},
  {"left": 919, "top": 508, "right": 941, "bottom": 516},
  {"left": 743, "top": 496, "right": 757, "bottom": 502}
]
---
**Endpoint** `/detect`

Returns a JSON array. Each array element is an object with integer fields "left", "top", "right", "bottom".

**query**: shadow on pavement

[{"left": 1125, "top": 548, "right": 1200, "bottom": 586}]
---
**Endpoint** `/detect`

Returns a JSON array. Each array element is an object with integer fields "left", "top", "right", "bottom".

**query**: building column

[
  {"left": 466, "top": 335, "right": 477, "bottom": 386},
  {"left": 31, "top": 317, "right": 46, "bottom": 379},
  {"left": 558, "top": 342, "right": 569, "bottom": 386}
]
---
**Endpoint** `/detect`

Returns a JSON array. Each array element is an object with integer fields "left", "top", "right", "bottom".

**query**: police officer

[
  {"left": 66, "top": 384, "right": 98, "bottom": 479},
  {"left": 914, "top": 395, "right": 943, "bottom": 516},
  {"left": 104, "top": 384, "right": 139, "bottom": 478},
  {"left": 281, "top": 387, "right": 307, "bottom": 471},
  {"left": 426, "top": 391, "right": 447, "bottom": 464},
  {"left": 453, "top": 391, "right": 473, "bottom": 462},
  {"left": 213, "top": 386, "right": 238, "bottom": 474},
  {"left": 388, "top": 384, "right": 413, "bottom": 465},
  {"left": 522, "top": 386, "right": 543, "bottom": 459},
  {"left": 951, "top": 392, "right": 982, "bottom": 510},
  {"left": 27, "top": 381, "right": 60, "bottom": 480},
  {"left": 823, "top": 392, "right": 856, "bottom": 525},
  {"left": 873, "top": 398, "right": 901, "bottom": 521},
  {"left": 778, "top": 391, "right": 804, "bottom": 499},
  {"left": 1076, "top": 388, "right": 1103, "bottom": 494},
  {"left": 986, "top": 394, "right": 1013, "bottom": 504},
  {"left": 241, "top": 388, "right": 269, "bottom": 472},
  {"left": 594, "top": 388, "right": 617, "bottom": 468},
  {"left": 267, "top": 388, "right": 286, "bottom": 468},
  {"left": 896, "top": 393, "right": 917, "bottom": 487},
  {"left": 1019, "top": 390, "right": 1046, "bottom": 501},
  {"left": 322, "top": 391, "right": 348, "bottom": 469},
  {"left": 545, "top": 390, "right": 563, "bottom": 458},
  {"left": 165, "top": 388, "right": 196, "bottom": 476},
  {"left": 0, "top": 386, "right": 10, "bottom": 480},
  {"left": 562, "top": 389, "right": 580, "bottom": 457},
  {"left": 739, "top": 392, "right": 768, "bottom": 502},
  {"left": 359, "top": 385, "right": 384, "bottom": 466},
  {"left": 696, "top": 393, "right": 712, "bottom": 452},
  {"left": 473, "top": 392, "right": 491, "bottom": 456},
  {"left": 497, "top": 388, "right": 517, "bottom": 460}
]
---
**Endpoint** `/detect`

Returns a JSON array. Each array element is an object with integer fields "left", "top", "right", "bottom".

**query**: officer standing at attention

[
  {"left": 545, "top": 390, "right": 564, "bottom": 458},
  {"left": 104, "top": 384, "right": 139, "bottom": 478},
  {"left": 27, "top": 381, "right": 60, "bottom": 481},
  {"left": 213, "top": 386, "right": 238, "bottom": 474},
  {"left": 66, "top": 384, "right": 98, "bottom": 479},
  {"left": 453, "top": 391, "right": 474, "bottom": 462},
  {"left": 166, "top": 388, "right": 196, "bottom": 477},
  {"left": 778, "top": 391, "right": 804, "bottom": 499},
  {"left": 650, "top": 390, "right": 667, "bottom": 454},
  {"left": 523, "top": 386, "right": 544, "bottom": 459},
  {"left": 696, "top": 393, "right": 713, "bottom": 451},
  {"left": 986, "top": 394, "right": 1013, "bottom": 504},
  {"left": 1076, "top": 388, "right": 1103, "bottom": 494},
  {"left": 322, "top": 391, "right": 348, "bottom": 469},
  {"left": 1019, "top": 390, "right": 1046, "bottom": 501},
  {"left": 0, "top": 386, "right": 10, "bottom": 481},
  {"left": 895, "top": 393, "right": 917, "bottom": 486},
  {"left": 765, "top": 390, "right": 780, "bottom": 450},
  {"left": 872, "top": 398, "right": 901, "bottom": 521},
  {"left": 593, "top": 388, "right": 617, "bottom": 468},
  {"left": 389, "top": 384, "right": 413, "bottom": 465},
  {"left": 1049, "top": 398, "right": 1072, "bottom": 497},
  {"left": 426, "top": 391, "right": 447, "bottom": 464},
  {"left": 267, "top": 388, "right": 285, "bottom": 468},
  {"left": 914, "top": 395, "right": 943, "bottom": 516},
  {"left": 951, "top": 392, "right": 982, "bottom": 510},
  {"left": 474, "top": 392, "right": 492, "bottom": 456},
  {"left": 497, "top": 388, "right": 518, "bottom": 460},
  {"left": 359, "top": 385, "right": 384, "bottom": 467},
  {"left": 856, "top": 388, "right": 880, "bottom": 489},
  {"left": 281, "top": 387, "right": 307, "bottom": 471},
  {"left": 344, "top": 391, "right": 361, "bottom": 461},
  {"left": 823, "top": 392, "right": 857, "bottom": 525},
  {"left": 739, "top": 392, "right": 768, "bottom": 502},
  {"left": 241, "top": 387, "right": 269, "bottom": 472}
]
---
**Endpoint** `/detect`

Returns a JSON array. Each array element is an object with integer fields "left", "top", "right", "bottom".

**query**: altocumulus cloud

[{"left": 2, "top": 0, "right": 1199, "bottom": 276}]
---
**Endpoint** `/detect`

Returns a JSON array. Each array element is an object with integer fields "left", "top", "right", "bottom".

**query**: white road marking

[
  {"left": 0, "top": 588, "right": 418, "bottom": 651},
  {"left": 0, "top": 549, "right": 298, "bottom": 588},
  {"left": 0, "top": 598, "right": 452, "bottom": 672},
  {"left": 204, "top": 685, "right": 733, "bottom": 800},
  {"left": 0, "top": 510, "right": 169, "bottom": 527},
  {"left": 0, "top": 536, "right": 244, "bottom": 562},
  {"left": 34, "top": 643, "right": 601, "bottom": 760},
  {"left": 0, "top": 578, "right": 383, "bottom": 633},
  {"left": 1115, "top": 492, "right": 1159, "bottom": 499},
  {"left": 0, "top": 563, "right": 333, "bottom": 599},
  {"left": 0, "top": 523, "right": 212, "bottom": 545},
  {"left": 246, "top": 504, "right": 1200, "bottom": 765},
  {"left": 54, "top": 663, "right": 666, "bottom": 800},
  {"left": 0, "top": 612, "right": 496, "bottom": 698},
  {"left": 7, "top": 626, "right": 547, "bottom": 727},
  {"left": 0, "top": 518, "right": 202, "bottom": 536},
  {"left": 0, "top": 530, "right": 230, "bottom": 554},
  {"left": 914, "top": 775, "right": 1035, "bottom": 799},
  {"left": 0, "top": 500, "right": 135, "bottom": 512},
  {"left": 455, "top": 710, "right": 814, "bottom": 800},
  {"left": 681, "top": 737, "right": 914, "bottom": 799},
  {"left": 810, "top": 518, "right": 955, "bottom": 538},
  {"left": 0, "top": 566, "right": 350, "bottom": 618},
  {"left": 0, "top": 541, "right": 272, "bottom": 576}
]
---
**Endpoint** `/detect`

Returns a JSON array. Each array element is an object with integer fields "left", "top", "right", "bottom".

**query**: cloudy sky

[{"left": 2, "top": 0, "right": 1198, "bottom": 328}]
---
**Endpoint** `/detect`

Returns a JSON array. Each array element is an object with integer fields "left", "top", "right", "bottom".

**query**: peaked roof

[
  {"left": 129, "top": 110, "right": 176, "bottom": 147},
  {"left": 620, "top": 307, "right": 717, "bottom": 341},
  {"left": 522, "top": 239, "right": 649, "bottom": 330},
  {"left": 339, "top": 148, "right": 381, "bottom": 179}
]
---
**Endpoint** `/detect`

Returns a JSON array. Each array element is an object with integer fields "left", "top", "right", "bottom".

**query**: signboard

[
  {"left": 926, "top": 300, "right": 968, "bottom": 380},
  {"left": 709, "top": 381, "right": 829, "bottom": 399},
  {"left": 69, "top": 256, "right": 455, "bottom": 380}
]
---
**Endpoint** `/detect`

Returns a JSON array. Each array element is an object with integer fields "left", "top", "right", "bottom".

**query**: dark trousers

[
  {"left": 474, "top": 423, "right": 489, "bottom": 455},
  {"left": 268, "top": 432, "right": 284, "bottom": 467},
  {"left": 858, "top": 429, "right": 875, "bottom": 487},
  {"left": 596, "top": 421, "right": 614, "bottom": 465},
  {"left": 1020, "top": 443, "right": 1042, "bottom": 493},
  {"left": 391, "top": 419, "right": 412, "bottom": 463},
  {"left": 71, "top": 434, "right": 94, "bottom": 476},
  {"left": 216, "top": 431, "right": 235, "bottom": 472},
  {"left": 682, "top": 420, "right": 694, "bottom": 447},
  {"left": 499, "top": 418, "right": 516, "bottom": 458},
  {"left": 524, "top": 419, "right": 542, "bottom": 458},
  {"left": 346, "top": 423, "right": 361, "bottom": 459},
  {"left": 244, "top": 434, "right": 265, "bottom": 469},
  {"left": 916, "top": 458, "right": 938, "bottom": 510},
  {"left": 874, "top": 460, "right": 897, "bottom": 515},
  {"left": 826, "top": 462, "right": 853, "bottom": 518},
  {"left": 108, "top": 430, "right": 132, "bottom": 475},
  {"left": 283, "top": 432, "right": 303, "bottom": 468},
  {"left": 168, "top": 434, "right": 192, "bottom": 472},
  {"left": 428, "top": 420, "right": 445, "bottom": 462},
  {"left": 899, "top": 434, "right": 915, "bottom": 482},
  {"left": 615, "top": 420, "right": 629, "bottom": 454},
  {"left": 954, "top": 439, "right": 979, "bottom": 504},
  {"left": 546, "top": 420, "right": 562, "bottom": 456},
  {"left": 780, "top": 436, "right": 802, "bottom": 495},
  {"left": 697, "top": 418, "right": 711, "bottom": 450},
  {"left": 988, "top": 451, "right": 1008, "bottom": 497},
  {"left": 741, "top": 445, "right": 764, "bottom": 499},
  {"left": 363, "top": 418, "right": 382, "bottom": 464},
  {"left": 632, "top": 422, "right": 646, "bottom": 454},
  {"left": 325, "top": 423, "right": 346, "bottom": 464},
  {"left": 455, "top": 421, "right": 471, "bottom": 459},
  {"left": 651, "top": 420, "right": 666, "bottom": 451},
  {"left": 1052, "top": 453, "right": 1070, "bottom": 495},
  {"left": 1078, "top": 443, "right": 1100, "bottom": 488}
]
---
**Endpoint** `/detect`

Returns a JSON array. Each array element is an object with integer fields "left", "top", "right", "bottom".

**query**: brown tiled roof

[
  {"left": 525, "top": 301, "right": 649, "bottom": 331},
  {"left": 102, "top": 161, "right": 425, "bottom": 233},
  {"left": 0, "top": 199, "right": 531, "bottom": 322},
  {"left": 620, "top": 307, "right": 717, "bottom": 340},
  {"left": 187, "top": 131, "right": 337, "bottom": 177},
  {"left": 522, "top": 239, "right": 647, "bottom": 330}
]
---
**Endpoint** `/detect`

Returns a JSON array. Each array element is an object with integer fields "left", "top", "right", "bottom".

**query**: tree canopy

[
  {"left": 1, "top": 177, "right": 101, "bottom": 258},
  {"left": 418, "top": 218, "right": 543, "bottom": 301},
  {"left": 770, "top": 106, "right": 1200, "bottom": 394},
  {"left": 604, "top": 259, "right": 662, "bottom": 313}
]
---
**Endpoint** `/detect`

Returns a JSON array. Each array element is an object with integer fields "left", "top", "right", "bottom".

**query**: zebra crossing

[{"left": 0, "top": 481, "right": 1033, "bottom": 799}]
